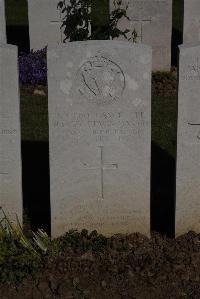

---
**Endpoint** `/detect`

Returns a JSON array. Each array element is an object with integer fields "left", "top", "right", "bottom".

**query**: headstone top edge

[
  {"left": 184, "top": 0, "right": 197, "bottom": 2},
  {"left": 47, "top": 40, "right": 152, "bottom": 52},
  {"left": 27, "top": 0, "right": 59, "bottom": 2},
  {"left": 0, "top": 43, "right": 18, "bottom": 52},
  {"left": 179, "top": 42, "right": 200, "bottom": 51},
  {"left": 110, "top": 0, "right": 172, "bottom": 3},
  {"left": 110, "top": 0, "right": 173, "bottom": 9}
]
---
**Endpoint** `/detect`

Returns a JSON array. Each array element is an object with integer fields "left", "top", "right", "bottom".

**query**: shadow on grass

[
  {"left": 21, "top": 140, "right": 176, "bottom": 238},
  {"left": 151, "top": 142, "right": 176, "bottom": 238},
  {"left": 22, "top": 141, "right": 50, "bottom": 234}
]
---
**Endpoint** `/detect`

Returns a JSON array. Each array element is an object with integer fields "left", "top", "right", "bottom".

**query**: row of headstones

[
  {"left": 0, "top": 0, "right": 198, "bottom": 71},
  {"left": 27, "top": 0, "right": 172, "bottom": 71},
  {"left": 24, "top": 0, "right": 200, "bottom": 70},
  {"left": 1, "top": 39, "right": 200, "bottom": 238}
]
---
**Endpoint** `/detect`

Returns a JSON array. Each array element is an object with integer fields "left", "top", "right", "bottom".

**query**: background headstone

[
  {"left": 183, "top": 0, "right": 200, "bottom": 44},
  {"left": 0, "top": 0, "right": 6, "bottom": 43},
  {"left": 176, "top": 43, "right": 200, "bottom": 235},
  {"left": 0, "top": 44, "right": 22, "bottom": 224},
  {"left": 48, "top": 40, "right": 151, "bottom": 238},
  {"left": 28, "top": 0, "right": 65, "bottom": 50},
  {"left": 109, "top": 0, "right": 172, "bottom": 71}
]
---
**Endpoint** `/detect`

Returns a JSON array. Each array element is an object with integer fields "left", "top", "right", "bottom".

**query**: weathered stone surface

[
  {"left": 176, "top": 43, "right": 200, "bottom": 235},
  {"left": 48, "top": 40, "right": 151, "bottom": 238},
  {"left": 0, "top": 44, "right": 22, "bottom": 224},
  {"left": 28, "top": 0, "right": 65, "bottom": 50},
  {"left": 109, "top": 0, "right": 172, "bottom": 71},
  {"left": 183, "top": 0, "right": 200, "bottom": 44},
  {"left": 0, "top": 0, "right": 6, "bottom": 43}
]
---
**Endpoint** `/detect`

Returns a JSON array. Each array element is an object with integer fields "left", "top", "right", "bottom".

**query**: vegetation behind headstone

[{"left": 58, "top": 0, "right": 131, "bottom": 41}]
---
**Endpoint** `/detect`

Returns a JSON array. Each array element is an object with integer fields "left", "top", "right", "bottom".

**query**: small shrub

[
  {"left": 0, "top": 238, "right": 40, "bottom": 284},
  {"left": 152, "top": 71, "right": 176, "bottom": 83},
  {"left": 0, "top": 210, "right": 49, "bottom": 284},
  {"left": 58, "top": 0, "right": 132, "bottom": 42},
  {"left": 49, "top": 229, "right": 108, "bottom": 254}
]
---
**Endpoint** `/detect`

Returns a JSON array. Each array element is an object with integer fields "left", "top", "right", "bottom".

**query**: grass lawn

[
  {"left": 20, "top": 96, "right": 49, "bottom": 141},
  {"left": 152, "top": 95, "right": 177, "bottom": 157},
  {"left": 20, "top": 94, "right": 177, "bottom": 157}
]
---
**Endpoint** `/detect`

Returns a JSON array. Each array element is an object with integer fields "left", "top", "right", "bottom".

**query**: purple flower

[{"left": 19, "top": 47, "right": 47, "bottom": 85}]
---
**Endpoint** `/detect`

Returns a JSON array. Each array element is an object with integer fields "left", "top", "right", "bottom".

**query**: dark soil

[
  {"left": 20, "top": 69, "right": 177, "bottom": 98},
  {"left": 1, "top": 231, "right": 200, "bottom": 299},
  {"left": 152, "top": 68, "right": 177, "bottom": 97}
]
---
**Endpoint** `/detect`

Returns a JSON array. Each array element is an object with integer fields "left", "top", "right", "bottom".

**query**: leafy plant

[
  {"left": 109, "top": 0, "right": 134, "bottom": 41},
  {"left": 0, "top": 208, "right": 36, "bottom": 252},
  {"left": 49, "top": 229, "right": 108, "bottom": 254},
  {"left": 0, "top": 209, "right": 39, "bottom": 283},
  {"left": 0, "top": 209, "right": 51, "bottom": 283},
  {"left": 0, "top": 208, "right": 50, "bottom": 253},
  {"left": 153, "top": 71, "right": 176, "bottom": 83},
  {"left": 32, "top": 229, "right": 50, "bottom": 253},
  {"left": 18, "top": 1, "right": 138, "bottom": 86},
  {"left": 57, "top": 0, "right": 135, "bottom": 42}
]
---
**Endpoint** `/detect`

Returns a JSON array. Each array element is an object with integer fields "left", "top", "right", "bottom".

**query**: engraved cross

[
  {"left": 0, "top": 114, "right": 8, "bottom": 176},
  {"left": 50, "top": 8, "right": 63, "bottom": 42},
  {"left": 0, "top": 117, "right": 8, "bottom": 176},
  {"left": 131, "top": 6, "right": 152, "bottom": 42},
  {"left": 188, "top": 122, "right": 200, "bottom": 140},
  {"left": 82, "top": 146, "right": 118, "bottom": 200}
]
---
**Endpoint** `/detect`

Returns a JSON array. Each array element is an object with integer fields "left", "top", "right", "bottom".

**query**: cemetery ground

[
  {"left": 1, "top": 72, "right": 197, "bottom": 299},
  {"left": 1, "top": 1, "right": 194, "bottom": 297},
  {"left": 1, "top": 1, "right": 181, "bottom": 291},
  {"left": 1, "top": 228, "right": 200, "bottom": 298}
]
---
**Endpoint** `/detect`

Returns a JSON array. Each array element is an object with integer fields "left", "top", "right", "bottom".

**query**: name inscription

[
  {"left": 181, "top": 57, "right": 200, "bottom": 81},
  {"left": 53, "top": 110, "right": 148, "bottom": 143},
  {"left": 0, "top": 129, "right": 17, "bottom": 135},
  {"left": 63, "top": 202, "right": 138, "bottom": 229}
]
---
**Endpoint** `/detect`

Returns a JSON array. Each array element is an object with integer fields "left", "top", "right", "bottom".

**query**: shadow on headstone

[
  {"left": 151, "top": 141, "right": 176, "bottom": 238},
  {"left": 22, "top": 141, "right": 50, "bottom": 234},
  {"left": 171, "top": 0, "right": 184, "bottom": 66},
  {"left": 6, "top": 25, "right": 30, "bottom": 53},
  {"left": 21, "top": 140, "right": 176, "bottom": 237}
]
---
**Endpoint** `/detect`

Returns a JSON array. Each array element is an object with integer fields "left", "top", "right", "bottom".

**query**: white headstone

[
  {"left": 28, "top": 0, "right": 91, "bottom": 51},
  {"left": 176, "top": 43, "right": 200, "bottom": 235},
  {"left": 110, "top": 0, "right": 172, "bottom": 71},
  {"left": 0, "top": 44, "right": 22, "bottom": 224},
  {"left": 28, "top": 0, "right": 64, "bottom": 50},
  {"left": 0, "top": 0, "right": 6, "bottom": 43},
  {"left": 48, "top": 40, "right": 151, "bottom": 238},
  {"left": 183, "top": 0, "right": 200, "bottom": 44}
]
